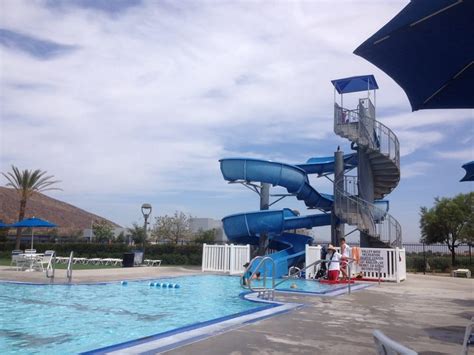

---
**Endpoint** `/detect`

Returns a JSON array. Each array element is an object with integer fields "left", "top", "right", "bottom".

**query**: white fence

[
  {"left": 202, "top": 244, "right": 250, "bottom": 275},
  {"left": 306, "top": 245, "right": 407, "bottom": 283}
]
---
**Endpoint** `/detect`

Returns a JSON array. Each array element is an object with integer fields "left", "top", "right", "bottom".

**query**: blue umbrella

[
  {"left": 0, "top": 221, "right": 10, "bottom": 228},
  {"left": 10, "top": 217, "right": 57, "bottom": 249},
  {"left": 354, "top": 0, "right": 474, "bottom": 111}
]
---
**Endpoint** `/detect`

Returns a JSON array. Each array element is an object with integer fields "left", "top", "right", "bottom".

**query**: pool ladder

[{"left": 242, "top": 256, "right": 276, "bottom": 300}]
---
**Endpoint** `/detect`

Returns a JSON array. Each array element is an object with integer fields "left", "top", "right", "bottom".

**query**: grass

[{"left": 0, "top": 258, "right": 120, "bottom": 270}]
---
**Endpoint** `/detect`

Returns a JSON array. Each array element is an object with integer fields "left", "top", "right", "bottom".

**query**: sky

[{"left": 0, "top": 0, "right": 472, "bottom": 242}]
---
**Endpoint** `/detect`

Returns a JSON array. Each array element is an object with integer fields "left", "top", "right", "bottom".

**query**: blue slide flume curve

[{"left": 220, "top": 155, "right": 358, "bottom": 278}]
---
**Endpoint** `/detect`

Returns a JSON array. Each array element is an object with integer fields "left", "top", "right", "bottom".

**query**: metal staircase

[{"left": 334, "top": 96, "right": 402, "bottom": 248}]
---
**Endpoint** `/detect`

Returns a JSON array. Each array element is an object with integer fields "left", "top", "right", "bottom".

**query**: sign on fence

[{"left": 360, "top": 249, "right": 388, "bottom": 273}]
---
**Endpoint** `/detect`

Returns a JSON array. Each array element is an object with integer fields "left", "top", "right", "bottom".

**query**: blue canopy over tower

[{"left": 331, "top": 75, "right": 379, "bottom": 94}]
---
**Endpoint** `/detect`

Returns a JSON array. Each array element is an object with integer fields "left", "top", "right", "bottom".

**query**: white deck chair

[
  {"left": 11, "top": 250, "right": 26, "bottom": 270},
  {"left": 373, "top": 330, "right": 417, "bottom": 355}
]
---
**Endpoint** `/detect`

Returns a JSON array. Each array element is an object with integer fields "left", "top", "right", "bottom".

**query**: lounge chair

[
  {"left": 144, "top": 259, "right": 162, "bottom": 267},
  {"left": 373, "top": 330, "right": 417, "bottom": 355},
  {"left": 24, "top": 249, "right": 36, "bottom": 254}
]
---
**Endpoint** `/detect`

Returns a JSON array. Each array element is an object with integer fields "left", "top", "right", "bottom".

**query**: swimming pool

[{"left": 0, "top": 275, "right": 344, "bottom": 354}]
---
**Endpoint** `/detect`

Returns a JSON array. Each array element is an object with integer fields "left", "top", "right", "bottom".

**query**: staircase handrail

[
  {"left": 335, "top": 179, "right": 402, "bottom": 247},
  {"left": 335, "top": 101, "right": 400, "bottom": 171}
]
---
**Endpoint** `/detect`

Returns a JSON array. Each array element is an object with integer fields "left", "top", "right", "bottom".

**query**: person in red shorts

[{"left": 326, "top": 244, "right": 342, "bottom": 281}]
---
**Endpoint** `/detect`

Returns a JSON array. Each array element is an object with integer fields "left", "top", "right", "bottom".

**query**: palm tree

[{"left": 2, "top": 165, "right": 61, "bottom": 249}]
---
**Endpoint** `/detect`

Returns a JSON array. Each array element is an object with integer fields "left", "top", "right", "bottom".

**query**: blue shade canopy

[
  {"left": 0, "top": 221, "right": 9, "bottom": 228},
  {"left": 354, "top": 0, "right": 474, "bottom": 111},
  {"left": 10, "top": 217, "right": 56, "bottom": 228},
  {"left": 331, "top": 75, "right": 379, "bottom": 94},
  {"left": 460, "top": 161, "right": 474, "bottom": 182}
]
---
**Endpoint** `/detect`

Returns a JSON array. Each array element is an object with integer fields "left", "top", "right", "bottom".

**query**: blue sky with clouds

[{"left": 1, "top": 0, "right": 472, "bottom": 242}]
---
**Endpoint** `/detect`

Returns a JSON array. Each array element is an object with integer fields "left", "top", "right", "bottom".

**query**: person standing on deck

[
  {"left": 340, "top": 238, "right": 351, "bottom": 280},
  {"left": 327, "top": 244, "right": 342, "bottom": 281}
]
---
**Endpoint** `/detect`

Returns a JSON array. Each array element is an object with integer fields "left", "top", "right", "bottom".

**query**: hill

[{"left": 0, "top": 187, "right": 120, "bottom": 233}]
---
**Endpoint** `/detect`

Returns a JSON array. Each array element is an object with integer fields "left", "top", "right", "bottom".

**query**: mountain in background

[{"left": 0, "top": 187, "right": 120, "bottom": 234}]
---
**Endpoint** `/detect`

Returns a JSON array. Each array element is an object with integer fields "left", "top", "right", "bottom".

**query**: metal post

[
  {"left": 258, "top": 183, "right": 270, "bottom": 256},
  {"left": 332, "top": 149, "right": 345, "bottom": 246},
  {"left": 423, "top": 242, "right": 426, "bottom": 275}
]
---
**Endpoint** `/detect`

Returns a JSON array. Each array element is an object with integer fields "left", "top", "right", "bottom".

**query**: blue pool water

[{"left": 0, "top": 275, "right": 339, "bottom": 354}]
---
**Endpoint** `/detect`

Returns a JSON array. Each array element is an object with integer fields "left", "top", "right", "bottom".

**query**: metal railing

[
  {"left": 66, "top": 251, "right": 74, "bottom": 283},
  {"left": 334, "top": 97, "right": 402, "bottom": 248},
  {"left": 242, "top": 256, "right": 276, "bottom": 300},
  {"left": 334, "top": 99, "right": 400, "bottom": 170},
  {"left": 335, "top": 176, "right": 402, "bottom": 248},
  {"left": 46, "top": 251, "right": 56, "bottom": 280}
]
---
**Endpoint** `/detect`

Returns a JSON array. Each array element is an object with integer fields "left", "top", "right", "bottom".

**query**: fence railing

[{"left": 202, "top": 243, "right": 250, "bottom": 275}]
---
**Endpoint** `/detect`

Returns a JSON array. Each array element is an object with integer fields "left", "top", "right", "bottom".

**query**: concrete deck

[
  {"left": 0, "top": 267, "right": 472, "bottom": 354},
  {"left": 168, "top": 274, "right": 473, "bottom": 355},
  {"left": 0, "top": 265, "right": 201, "bottom": 283}
]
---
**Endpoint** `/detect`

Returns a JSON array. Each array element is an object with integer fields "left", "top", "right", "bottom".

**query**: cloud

[
  {"left": 436, "top": 149, "right": 474, "bottom": 161},
  {"left": 5, "top": 0, "right": 452, "bottom": 228},
  {"left": 0, "top": 28, "right": 78, "bottom": 59},
  {"left": 401, "top": 162, "right": 433, "bottom": 178}
]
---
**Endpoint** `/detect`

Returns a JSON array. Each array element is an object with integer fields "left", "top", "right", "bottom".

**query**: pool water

[{"left": 0, "top": 275, "right": 339, "bottom": 354}]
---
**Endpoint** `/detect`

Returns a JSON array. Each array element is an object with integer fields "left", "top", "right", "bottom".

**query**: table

[{"left": 20, "top": 253, "right": 44, "bottom": 272}]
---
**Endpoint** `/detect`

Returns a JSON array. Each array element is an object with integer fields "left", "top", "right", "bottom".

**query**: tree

[
  {"left": 92, "top": 220, "right": 114, "bottom": 243},
  {"left": 193, "top": 229, "right": 216, "bottom": 244},
  {"left": 2, "top": 165, "right": 61, "bottom": 249},
  {"left": 152, "top": 211, "right": 192, "bottom": 244},
  {"left": 128, "top": 223, "right": 146, "bottom": 245},
  {"left": 420, "top": 192, "right": 473, "bottom": 266}
]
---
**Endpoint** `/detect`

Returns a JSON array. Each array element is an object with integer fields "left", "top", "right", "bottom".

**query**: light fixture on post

[{"left": 141, "top": 203, "right": 152, "bottom": 260}]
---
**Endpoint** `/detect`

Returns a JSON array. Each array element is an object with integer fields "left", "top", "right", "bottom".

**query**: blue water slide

[
  {"left": 220, "top": 158, "right": 338, "bottom": 211},
  {"left": 220, "top": 155, "right": 388, "bottom": 277},
  {"left": 296, "top": 153, "right": 357, "bottom": 175},
  {"left": 222, "top": 209, "right": 331, "bottom": 277}
]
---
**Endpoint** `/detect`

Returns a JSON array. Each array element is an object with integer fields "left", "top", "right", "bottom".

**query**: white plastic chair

[
  {"left": 373, "top": 330, "right": 417, "bottom": 355},
  {"left": 24, "top": 249, "right": 36, "bottom": 254},
  {"left": 11, "top": 250, "right": 26, "bottom": 270}
]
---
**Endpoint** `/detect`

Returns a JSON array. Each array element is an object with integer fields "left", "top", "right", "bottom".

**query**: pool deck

[{"left": 0, "top": 267, "right": 472, "bottom": 354}]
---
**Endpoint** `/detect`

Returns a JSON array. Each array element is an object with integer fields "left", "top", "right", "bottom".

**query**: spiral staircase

[{"left": 334, "top": 96, "right": 402, "bottom": 248}]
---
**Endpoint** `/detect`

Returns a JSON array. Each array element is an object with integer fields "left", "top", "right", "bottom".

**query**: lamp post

[{"left": 141, "top": 203, "right": 152, "bottom": 259}]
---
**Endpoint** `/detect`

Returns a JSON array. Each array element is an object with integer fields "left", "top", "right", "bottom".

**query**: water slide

[
  {"left": 220, "top": 154, "right": 390, "bottom": 278},
  {"left": 219, "top": 155, "right": 338, "bottom": 277}
]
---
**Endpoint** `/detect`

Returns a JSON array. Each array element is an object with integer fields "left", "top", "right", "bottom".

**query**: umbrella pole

[{"left": 31, "top": 228, "right": 34, "bottom": 250}]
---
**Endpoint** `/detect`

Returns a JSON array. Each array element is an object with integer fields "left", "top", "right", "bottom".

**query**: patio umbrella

[
  {"left": 10, "top": 217, "right": 57, "bottom": 250},
  {"left": 354, "top": 0, "right": 474, "bottom": 111},
  {"left": 460, "top": 161, "right": 474, "bottom": 182}
]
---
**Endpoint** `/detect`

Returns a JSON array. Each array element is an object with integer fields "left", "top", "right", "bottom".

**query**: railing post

[
  {"left": 202, "top": 243, "right": 207, "bottom": 272},
  {"left": 230, "top": 244, "right": 235, "bottom": 274}
]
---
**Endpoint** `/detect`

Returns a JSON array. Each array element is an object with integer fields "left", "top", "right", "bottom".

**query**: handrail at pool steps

[
  {"left": 243, "top": 256, "right": 276, "bottom": 300},
  {"left": 46, "top": 251, "right": 56, "bottom": 280},
  {"left": 67, "top": 251, "right": 73, "bottom": 283}
]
